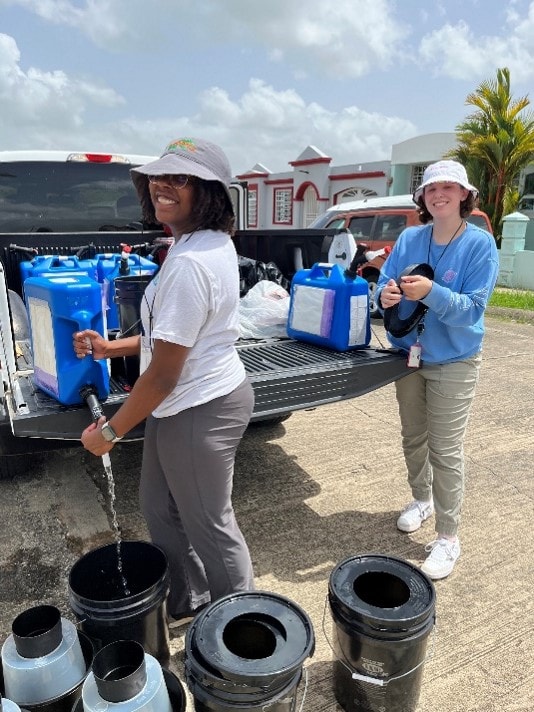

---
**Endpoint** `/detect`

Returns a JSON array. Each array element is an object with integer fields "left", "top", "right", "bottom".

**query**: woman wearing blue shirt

[{"left": 376, "top": 160, "right": 499, "bottom": 580}]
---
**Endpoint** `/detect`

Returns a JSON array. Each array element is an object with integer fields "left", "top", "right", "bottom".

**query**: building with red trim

[{"left": 235, "top": 133, "right": 461, "bottom": 229}]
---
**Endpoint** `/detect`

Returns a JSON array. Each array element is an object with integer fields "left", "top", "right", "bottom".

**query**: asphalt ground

[{"left": 0, "top": 313, "right": 532, "bottom": 711}]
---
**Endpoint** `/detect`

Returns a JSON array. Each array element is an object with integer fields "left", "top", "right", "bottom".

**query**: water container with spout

[
  {"left": 287, "top": 262, "right": 370, "bottom": 351},
  {"left": 24, "top": 274, "right": 109, "bottom": 405},
  {"left": 19, "top": 256, "right": 97, "bottom": 299}
]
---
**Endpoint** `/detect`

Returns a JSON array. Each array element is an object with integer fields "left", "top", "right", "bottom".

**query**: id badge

[
  {"left": 407, "top": 341, "right": 422, "bottom": 368},
  {"left": 139, "top": 335, "right": 153, "bottom": 375}
]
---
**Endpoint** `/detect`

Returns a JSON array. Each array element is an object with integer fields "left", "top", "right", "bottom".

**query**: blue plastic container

[
  {"left": 24, "top": 275, "right": 109, "bottom": 406},
  {"left": 19, "top": 256, "right": 98, "bottom": 298},
  {"left": 287, "top": 263, "right": 371, "bottom": 351},
  {"left": 95, "top": 253, "right": 158, "bottom": 330}
]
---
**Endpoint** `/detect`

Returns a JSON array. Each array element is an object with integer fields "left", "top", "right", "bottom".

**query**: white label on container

[
  {"left": 289, "top": 285, "right": 335, "bottom": 337},
  {"left": 349, "top": 294, "right": 369, "bottom": 345},
  {"left": 27, "top": 297, "right": 56, "bottom": 377}
]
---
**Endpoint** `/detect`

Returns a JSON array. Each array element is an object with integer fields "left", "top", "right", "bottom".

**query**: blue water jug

[
  {"left": 95, "top": 253, "right": 158, "bottom": 330},
  {"left": 19, "top": 256, "right": 98, "bottom": 299},
  {"left": 24, "top": 275, "right": 109, "bottom": 405},
  {"left": 287, "top": 263, "right": 370, "bottom": 351}
]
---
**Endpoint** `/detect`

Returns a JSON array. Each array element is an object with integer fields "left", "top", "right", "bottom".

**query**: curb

[{"left": 486, "top": 306, "right": 534, "bottom": 325}]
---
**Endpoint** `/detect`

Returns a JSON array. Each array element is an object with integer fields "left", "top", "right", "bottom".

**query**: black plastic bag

[{"left": 238, "top": 256, "right": 289, "bottom": 297}]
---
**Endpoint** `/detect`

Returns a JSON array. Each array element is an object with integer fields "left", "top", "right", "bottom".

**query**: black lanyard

[{"left": 427, "top": 220, "right": 464, "bottom": 273}]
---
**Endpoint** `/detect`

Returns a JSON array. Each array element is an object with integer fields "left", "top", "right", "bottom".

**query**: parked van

[{"left": 309, "top": 194, "right": 493, "bottom": 316}]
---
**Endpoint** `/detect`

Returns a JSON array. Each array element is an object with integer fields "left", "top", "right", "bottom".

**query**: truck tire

[
  {"left": 364, "top": 270, "right": 381, "bottom": 319},
  {"left": 8, "top": 289, "right": 30, "bottom": 340},
  {"left": 250, "top": 413, "right": 292, "bottom": 427}
]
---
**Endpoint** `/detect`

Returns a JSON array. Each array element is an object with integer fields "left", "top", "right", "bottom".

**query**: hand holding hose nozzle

[
  {"left": 80, "top": 385, "right": 111, "bottom": 468},
  {"left": 80, "top": 384, "right": 105, "bottom": 422}
]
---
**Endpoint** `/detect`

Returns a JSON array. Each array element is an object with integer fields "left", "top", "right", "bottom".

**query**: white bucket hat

[
  {"left": 131, "top": 137, "right": 234, "bottom": 223},
  {"left": 413, "top": 160, "right": 478, "bottom": 203}
]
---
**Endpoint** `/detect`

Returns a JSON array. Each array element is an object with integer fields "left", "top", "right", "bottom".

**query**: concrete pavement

[{"left": 0, "top": 314, "right": 532, "bottom": 711}]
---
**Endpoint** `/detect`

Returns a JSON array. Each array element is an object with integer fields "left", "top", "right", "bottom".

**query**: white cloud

[
  {"left": 102, "top": 79, "right": 418, "bottom": 173},
  {"left": 0, "top": 33, "right": 124, "bottom": 146},
  {"left": 418, "top": 7, "right": 534, "bottom": 82},
  {"left": 4, "top": 0, "right": 410, "bottom": 76},
  {"left": 9, "top": 0, "right": 534, "bottom": 85}
]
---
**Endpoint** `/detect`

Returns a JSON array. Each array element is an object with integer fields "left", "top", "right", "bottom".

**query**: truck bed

[{"left": 5, "top": 338, "right": 409, "bottom": 442}]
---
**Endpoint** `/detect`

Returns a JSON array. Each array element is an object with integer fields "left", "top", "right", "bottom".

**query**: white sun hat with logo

[
  {"left": 131, "top": 137, "right": 234, "bottom": 223},
  {"left": 413, "top": 160, "right": 479, "bottom": 203}
]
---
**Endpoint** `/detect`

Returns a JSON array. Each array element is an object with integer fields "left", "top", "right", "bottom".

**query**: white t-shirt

[{"left": 139, "top": 229, "right": 246, "bottom": 418}]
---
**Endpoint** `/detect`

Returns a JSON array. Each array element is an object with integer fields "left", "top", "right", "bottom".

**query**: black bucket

[
  {"left": 68, "top": 541, "right": 170, "bottom": 666},
  {"left": 185, "top": 590, "right": 315, "bottom": 711},
  {"left": 114, "top": 274, "right": 154, "bottom": 385},
  {"left": 328, "top": 554, "right": 436, "bottom": 712},
  {"left": 0, "top": 630, "right": 94, "bottom": 712}
]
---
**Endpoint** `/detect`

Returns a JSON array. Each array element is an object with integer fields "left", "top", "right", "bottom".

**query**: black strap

[{"left": 383, "top": 263, "right": 434, "bottom": 338}]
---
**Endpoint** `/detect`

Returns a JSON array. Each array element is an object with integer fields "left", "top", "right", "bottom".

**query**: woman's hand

[
  {"left": 73, "top": 329, "right": 109, "bottom": 360},
  {"left": 81, "top": 416, "right": 114, "bottom": 456},
  {"left": 400, "top": 275, "right": 433, "bottom": 301},
  {"left": 380, "top": 279, "right": 402, "bottom": 308}
]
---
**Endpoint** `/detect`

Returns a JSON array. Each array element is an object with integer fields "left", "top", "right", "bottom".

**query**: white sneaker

[
  {"left": 397, "top": 500, "right": 434, "bottom": 533},
  {"left": 421, "top": 537, "right": 461, "bottom": 580}
]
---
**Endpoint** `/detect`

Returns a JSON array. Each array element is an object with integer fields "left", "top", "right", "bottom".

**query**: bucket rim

[
  {"left": 185, "top": 664, "right": 302, "bottom": 705},
  {"left": 68, "top": 540, "right": 169, "bottom": 612},
  {"left": 186, "top": 590, "right": 315, "bottom": 687},
  {"left": 328, "top": 553, "right": 435, "bottom": 630}
]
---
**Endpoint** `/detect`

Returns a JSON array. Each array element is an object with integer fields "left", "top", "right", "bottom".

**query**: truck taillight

[{"left": 67, "top": 153, "right": 130, "bottom": 164}]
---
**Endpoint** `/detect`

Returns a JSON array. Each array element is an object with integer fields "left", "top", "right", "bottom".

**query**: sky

[{"left": 1, "top": 0, "right": 533, "bottom": 175}]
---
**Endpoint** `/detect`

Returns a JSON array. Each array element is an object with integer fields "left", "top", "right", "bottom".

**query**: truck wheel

[
  {"left": 364, "top": 272, "right": 381, "bottom": 319},
  {"left": 8, "top": 289, "right": 30, "bottom": 340},
  {"left": 250, "top": 414, "right": 292, "bottom": 427}
]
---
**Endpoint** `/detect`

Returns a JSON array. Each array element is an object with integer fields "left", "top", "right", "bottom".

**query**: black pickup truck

[{"left": 0, "top": 151, "right": 410, "bottom": 476}]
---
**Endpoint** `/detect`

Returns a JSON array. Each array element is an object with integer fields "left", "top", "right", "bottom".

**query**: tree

[{"left": 448, "top": 67, "right": 534, "bottom": 238}]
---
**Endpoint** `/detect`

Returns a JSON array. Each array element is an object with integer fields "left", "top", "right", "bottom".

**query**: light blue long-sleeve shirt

[{"left": 376, "top": 222, "right": 499, "bottom": 364}]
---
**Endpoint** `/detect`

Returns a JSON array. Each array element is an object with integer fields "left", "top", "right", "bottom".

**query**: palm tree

[{"left": 448, "top": 68, "right": 534, "bottom": 238}]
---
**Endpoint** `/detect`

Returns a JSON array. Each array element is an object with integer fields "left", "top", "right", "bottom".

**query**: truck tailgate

[
  {"left": 238, "top": 339, "right": 410, "bottom": 418},
  {"left": 6, "top": 339, "right": 410, "bottom": 439}
]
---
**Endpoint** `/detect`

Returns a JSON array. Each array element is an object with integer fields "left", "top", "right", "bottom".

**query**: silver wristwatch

[{"left": 101, "top": 421, "right": 122, "bottom": 443}]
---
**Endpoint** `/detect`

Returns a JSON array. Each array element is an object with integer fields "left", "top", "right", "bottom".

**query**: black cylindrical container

[
  {"left": 114, "top": 274, "right": 154, "bottom": 385},
  {"left": 11, "top": 605, "right": 62, "bottom": 658},
  {"left": 185, "top": 590, "right": 314, "bottom": 712},
  {"left": 92, "top": 640, "right": 147, "bottom": 703},
  {"left": 68, "top": 541, "right": 170, "bottom": 666},
  {"left": 71, "top": 666, "right": 187, "bottom": 712},
  {"left": 328, "top": 554, "right": 435, "bottom": 712},
  {"left": 0, "top": 631, "right": 94, "bottom": 712}
]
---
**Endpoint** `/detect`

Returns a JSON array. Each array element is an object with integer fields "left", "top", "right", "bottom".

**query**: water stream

[{"left": 102, "top": 453, "right": 131, "bottom": 597}]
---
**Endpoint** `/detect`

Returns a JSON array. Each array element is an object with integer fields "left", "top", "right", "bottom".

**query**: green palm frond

[{"left": 447, "top": 67, "right": 534, "bottom": 235}]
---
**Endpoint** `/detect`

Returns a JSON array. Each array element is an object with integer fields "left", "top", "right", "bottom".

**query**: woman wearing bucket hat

[
  {"left": 73, "top": 137, "right": 255, "bottom": 619},
  {"left": 376, "top": 159, "right": 499, "bottom": 580}
]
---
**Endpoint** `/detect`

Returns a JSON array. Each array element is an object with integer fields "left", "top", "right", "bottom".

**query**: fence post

[{"left": 498, "top": 212, "right": 529, "bottom": 287}]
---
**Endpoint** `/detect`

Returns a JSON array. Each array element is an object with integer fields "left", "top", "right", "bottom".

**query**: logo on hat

[{"left": 165, "top": 138, "right": 198, "bottom": 154}]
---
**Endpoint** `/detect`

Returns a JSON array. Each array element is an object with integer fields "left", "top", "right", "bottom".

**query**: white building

[{"left": 236, "top": 133, "right": 458, "bottom": 229}]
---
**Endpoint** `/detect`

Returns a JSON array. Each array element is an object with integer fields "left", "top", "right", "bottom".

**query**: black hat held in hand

[{"left": 383, "top": 263, "right": 435, "bottom": 338}]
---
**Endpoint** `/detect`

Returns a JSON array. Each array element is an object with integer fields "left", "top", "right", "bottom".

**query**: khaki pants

[{"left": 394, "top": 355, "right": 481, "bottom": 537}]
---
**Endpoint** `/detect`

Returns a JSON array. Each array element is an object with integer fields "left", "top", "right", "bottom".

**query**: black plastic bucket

[
  {"left": 0, "top": 630, "right": 94, "bottom": 712},
  {"left": 185, "top": 590, "right": 315, "bottom": 711},
  {"left": 328, "top": 554, "right": 436, "bottom": 712},
  {"left": 114, "top": 274, "right": 154, "bottom": 385},
  {"left": 68, "top": 541, "right": 170, "bottom": 666}
]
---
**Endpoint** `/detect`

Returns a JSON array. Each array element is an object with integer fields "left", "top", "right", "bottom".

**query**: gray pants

[
  {"left": 139, "top": 378, "right": 255, "bottom": 616},
  {"left": 394, "top": 356, "right": 481, "bottom": 537}
]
